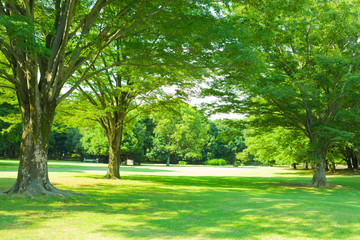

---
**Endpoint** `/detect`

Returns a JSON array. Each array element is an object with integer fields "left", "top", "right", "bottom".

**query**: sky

[{"left": 189, "top": 95, "right": 244, "bottom": 120}]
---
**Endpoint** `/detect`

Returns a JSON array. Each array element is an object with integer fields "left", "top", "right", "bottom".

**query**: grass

[{"left": 1, "top": 160, "right": 360, "bottom": 239}]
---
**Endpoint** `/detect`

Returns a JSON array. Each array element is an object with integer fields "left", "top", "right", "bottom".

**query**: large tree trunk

[
  {"left": 5, "top": 101, "right": 69, "bottom": 196},
  {"left": 104, "top": 126, "right": 123, "bottom": 179},
  {"left": 310, "top": 151, "right": 329, "bottom": 186}
]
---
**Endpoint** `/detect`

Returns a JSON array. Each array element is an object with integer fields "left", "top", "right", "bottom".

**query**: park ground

[{"left": 1, "top": 160, "right": 360, "bottom": 240}]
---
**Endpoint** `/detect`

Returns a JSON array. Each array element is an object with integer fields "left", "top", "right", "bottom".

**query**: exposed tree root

[
  {"left": 309, "top": 178, "right": 330, "bottom": 187},
  {"left": 4, "top": 181, "right": 77, "bottom": 199},
  {"left": 104, "top": 173, "right": 121, "bottom": 179},
  {"left": 281, "top": 182, "right": 339, "bottom": 188}
]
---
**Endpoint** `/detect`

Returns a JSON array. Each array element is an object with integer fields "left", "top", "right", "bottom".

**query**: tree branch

[
  {"left": 78, "top": 86, "right": 98, "bottom": 106},
  {"left": 0, "top": 85, "right": 16, "bottom": 90},
  {"left": 0, "top": 69, "right": 19, "bottom": 86}
]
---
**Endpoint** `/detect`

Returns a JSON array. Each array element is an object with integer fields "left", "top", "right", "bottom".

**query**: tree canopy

[{"left": 204, "top": 0, "right": 360, "bottom": 186}]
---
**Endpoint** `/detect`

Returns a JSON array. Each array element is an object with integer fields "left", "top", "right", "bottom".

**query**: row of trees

[
  {"left": 1, "top": 0, "right": 360, "bottom": 196},
  {"left": 0, "top": 0, "right": 235, "bottom": 195},
  {"left": 2, "top": 96, "right": 359, "bottom": 172},
  {"left": 0, "top": 101, "right": 247, "bottom": 165}
]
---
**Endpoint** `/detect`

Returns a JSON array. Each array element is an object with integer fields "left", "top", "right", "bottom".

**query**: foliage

[
  {"left": 80, "top": 126, "right": 108, "bottom": 157},
  {"left": 244, "top": 126, "right": 309, "bottom": 166},
  {"left": 235, "top": 152, "right": 248, "bottom": 166},
  {"left": 0, "top": 0, "right": 234, "bottom": 192},
  {"left": 121, "top": 121, "right": 147, "bottom": 161},
  {"left": 204, "top": 0, "right": 360, "bottom": 185},
  {"left": 0, "top": 83, "right": 21, "bottom": 157},
  {"left": 48, "top": 127, "right": 83, "bottom": 160},
  {"left": 204, "top": 158, "right": 227, "bottom": 166},
  {"left": 178, "top": 161, "right": 188, "bottom": 165},
  {"left": 203, "top": 119, "right": 246, "bottom": 163},
  {"left": 148, "top": 102, "right": 209, "bottom": 164}
]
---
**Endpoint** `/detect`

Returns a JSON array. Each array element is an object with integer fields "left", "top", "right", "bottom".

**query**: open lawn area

[{"left": 1, "top": 160, "right": 360, "bottom": 240}]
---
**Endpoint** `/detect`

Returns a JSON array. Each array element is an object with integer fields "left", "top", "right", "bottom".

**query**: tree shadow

[
  {"left": 1, "top": 175, "right": 360, "bottom": 239},
  {"left": 47, "top": 166, "right": 175, "bottom": 174}
]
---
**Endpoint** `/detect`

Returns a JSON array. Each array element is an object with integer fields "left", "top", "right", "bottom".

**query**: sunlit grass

[{"left": 1, "top": 160, "right": 360, "bottom": 239}]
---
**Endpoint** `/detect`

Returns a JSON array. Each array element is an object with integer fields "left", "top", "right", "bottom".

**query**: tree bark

[
  {"left": 104, "top": 126, "right": 123, "bottom": 179},
  {"left": 328, "top": 161, "right": 336, "bottom": 173},
  {"left": 5, "top": 101, "right": 70, "bottom": 196},
  {"left": 310, "top": 151, "right": 329, "bottom": 186},
  {"left": 305, "top": 161, "right": 309, "bottom": 170},
  {"left": 352, "top": 154, "right": 359, "bottom": 170},
  {"left": 344, "top": 157, "right": 353, "bottom": 169},
  {"left": 166, "top": 152, "right": 170, "bottom": 166}
]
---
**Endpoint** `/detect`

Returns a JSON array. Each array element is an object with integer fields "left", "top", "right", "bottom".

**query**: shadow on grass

[
  {"left": 46, "top": 166, "right": 175, "bottom": 173},
  {"left": 0, "top": 160, "right": 175, "bottom": 174},
  {"left": 1, "top": 174, "right": 360, "bottom": 239},
  {"left": 274, "top": 169, "right": 314, "bottom": 176},
  {"left": 275, "top": 169, "right": 360, "bottom": 176}
]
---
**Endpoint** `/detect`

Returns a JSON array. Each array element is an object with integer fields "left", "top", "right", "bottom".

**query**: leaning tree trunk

[
  {"left": 104, "top": 126, "right": 123, "bottom": 179},
  {"left": 5, "top": 101, "right": 67, "bottom": 196},
  {"left": 310, "top": 150, "right": 329, "bottom": 187}
]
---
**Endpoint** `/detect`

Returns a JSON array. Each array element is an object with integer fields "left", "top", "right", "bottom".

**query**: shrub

[
  {"left": 203, "top": 159, "right": 227, "bottom": 166},
  {"left": 178, "top": 161, "right": 188, "bottom": 165}
]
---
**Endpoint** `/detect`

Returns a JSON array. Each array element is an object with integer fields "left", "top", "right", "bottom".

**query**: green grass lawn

[{"left": 1, "top": 160, "right": 360, "bottom": 239}]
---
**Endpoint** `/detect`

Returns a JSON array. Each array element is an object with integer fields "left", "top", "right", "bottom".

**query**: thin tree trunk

[
  {"left": 310, "top": 151, "right": 329, "bottom": 186},
  {"left": 166, "top": 152, "right": 170, "bottom": 166},
  {"left": 104, "top": 126, "right": 123, "bottom": 179},
  {"left": 325, "top": 160, "right": 329, "bottom": 171},
  {"left": 352, "top": 154, "right": 359, "bottom": 170},
  {"left": 345, "top": 157, "right": 353, "bottom": 169},
  {"left": 330, "top": 161, "right": 336, "bottom": 173}
]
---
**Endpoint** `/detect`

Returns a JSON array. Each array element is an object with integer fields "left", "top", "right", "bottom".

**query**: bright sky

[{"left": 189, "top": 96, "right": 244, "bottom": 120}]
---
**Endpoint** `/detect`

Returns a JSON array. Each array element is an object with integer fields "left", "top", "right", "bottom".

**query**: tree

[
  {"left": 213, "top": 119, "right": 245, "bottom": 163},
  {"left": 60, "top": 0, "right": 228, "bottom": 178},
  {"left": 244, "top": 125, "right": 309, "bottom": 167},
  {"left": 203, "top": 119, "right": 245, "bottom": 163},
  {"left": 148, "top": 102, "right": 209, "bottom": 165},
  {"left": 0, "top": 61, "right": 21, "bottom": 158},
  {"left": 121, "top": 120, "right": 146, "bottom": 162},
  {"left": 207, "top": 0, "right": 360, "bottom": 186},
  {"left": 48, "top": 126, "right": 82, "bottom": 160},
  {"left": 80, "top": 126, "right": 108, "bottom": 158},
  {"left": 0, "top": 88, "right": 21, "bottom": 158}
]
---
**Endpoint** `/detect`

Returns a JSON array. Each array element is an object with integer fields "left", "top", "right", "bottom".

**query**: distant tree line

[
  {"left": 2, "top": 99, "right": 359, "bottom": 171},
  {"left": 0, "top": 100, "right": 248, "bottom": 165}
]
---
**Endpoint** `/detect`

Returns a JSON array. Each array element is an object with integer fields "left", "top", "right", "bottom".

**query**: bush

[
  {"left": 178, "top": 161, "right": 188, "bottom": 165},
  {"left": 203, "top": 159, "right": 227, "bottom": 166}
]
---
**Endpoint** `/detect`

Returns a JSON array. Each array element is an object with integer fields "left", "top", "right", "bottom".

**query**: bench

[{"left": 84, "top": 158, "right": 98, "bottom": 163}]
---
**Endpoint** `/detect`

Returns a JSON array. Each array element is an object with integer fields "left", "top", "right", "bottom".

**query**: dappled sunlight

[{"left": 1, "top": 164, "right": 360, "bottom": 239}]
